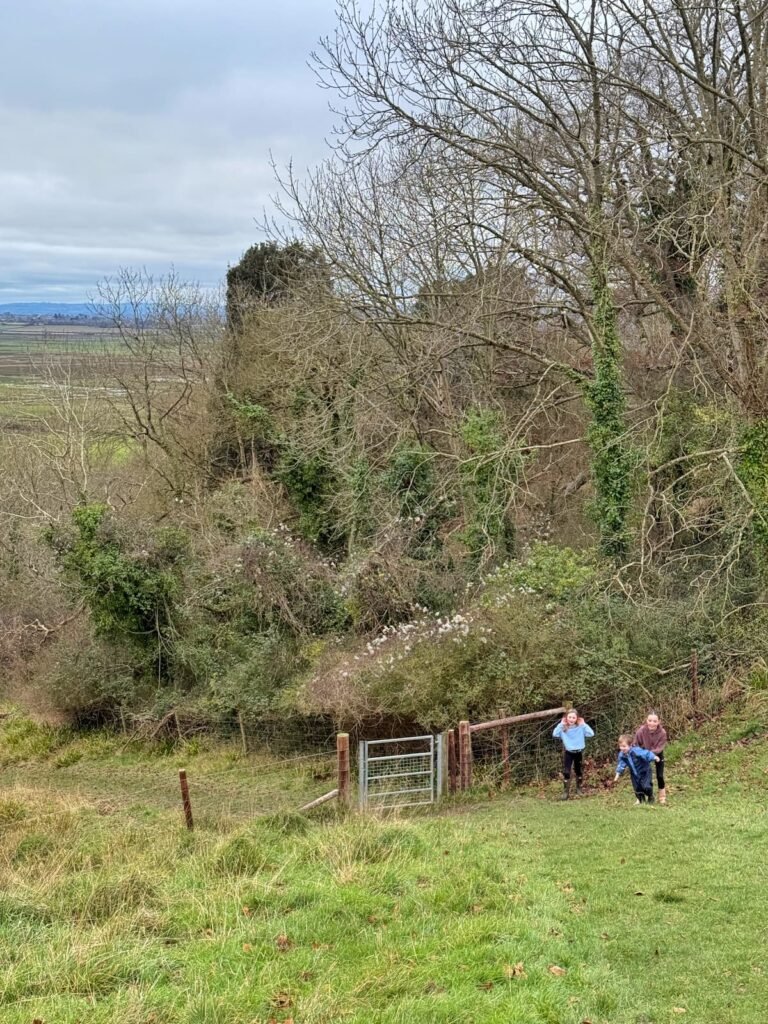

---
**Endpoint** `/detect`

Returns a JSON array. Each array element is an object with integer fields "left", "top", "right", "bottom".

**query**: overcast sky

[{"left": 0, "top": 0, "right": 339, "bottom": 302}]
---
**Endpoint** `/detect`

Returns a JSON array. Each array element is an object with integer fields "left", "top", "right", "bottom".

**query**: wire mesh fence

[{"left": 1, "top": 750, "right": 341, "bottom": 832}]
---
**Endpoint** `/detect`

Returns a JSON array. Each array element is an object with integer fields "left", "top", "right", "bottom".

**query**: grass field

[
  {"left": 1, "top": 708, "right": 767, "bottom": 1023},
  {"left": 0, "top": 323, "right": 114, "bottom": 436}
]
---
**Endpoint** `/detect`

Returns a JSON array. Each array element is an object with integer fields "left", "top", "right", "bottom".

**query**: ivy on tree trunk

[{"left": 585, "top": 258, "right": 633, "bottom": 562}]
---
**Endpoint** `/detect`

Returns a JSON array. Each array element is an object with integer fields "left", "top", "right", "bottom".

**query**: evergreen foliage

[
  {"left": 225, "top": 240, "right": 326, "bottom": 328},
  {"left": 585, "top": 266, "right": 634, "bottom": 562},
  {"left": 737, "top": 419, "right": 768, "bottom": 555},
  {"left": 44, "top": 506, "right": 185, "bottom": 676}
]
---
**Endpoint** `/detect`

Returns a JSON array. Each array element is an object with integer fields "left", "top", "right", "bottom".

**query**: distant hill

[{"left": 0, "top": 303, "right": 95, "bottom": 318}]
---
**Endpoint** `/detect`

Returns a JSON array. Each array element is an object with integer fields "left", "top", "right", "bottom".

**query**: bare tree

[{"left": 94, "top": 268, "right": 224, "bottom": 493}]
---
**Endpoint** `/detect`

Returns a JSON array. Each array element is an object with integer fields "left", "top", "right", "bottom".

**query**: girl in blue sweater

[{"left": 553, "top": 709, "right": 594, "bottom": 799}]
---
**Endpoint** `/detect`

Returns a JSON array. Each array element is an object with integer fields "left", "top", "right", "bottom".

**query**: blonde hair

[{"left": 618, "top": 733, "right": 633, "bottom": 746}]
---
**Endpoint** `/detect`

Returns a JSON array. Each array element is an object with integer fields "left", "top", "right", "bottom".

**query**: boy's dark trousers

[
  {"left": 632, "top": 761, "right": 654, "bottom": 802},
  {"left": 633, "top": 783, "right": 654, "bottom": 803}
]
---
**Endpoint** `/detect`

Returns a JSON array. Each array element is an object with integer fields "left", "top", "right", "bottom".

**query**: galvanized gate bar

[{"left": 360, "top": 734, "right": 441, "bottom": 810}]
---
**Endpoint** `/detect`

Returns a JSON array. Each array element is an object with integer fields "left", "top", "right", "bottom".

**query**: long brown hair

[{"left": 561, "top": 708, "right": 585, "bottom": 726}]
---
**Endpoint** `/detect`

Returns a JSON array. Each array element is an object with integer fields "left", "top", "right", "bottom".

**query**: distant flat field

[
  {"left": 0, "top": 324, "right": 127, "bottom": 436},
  {"left": 0, "top": 323, "right": 123, "bottom": 377}
]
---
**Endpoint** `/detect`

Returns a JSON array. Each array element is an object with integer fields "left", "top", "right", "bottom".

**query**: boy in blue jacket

[
  {"left": 613, "top": 734, "right": 660, "bottom": 804},
  {"left": 553, "top": 709, "right": 594, "bottom": 799}
]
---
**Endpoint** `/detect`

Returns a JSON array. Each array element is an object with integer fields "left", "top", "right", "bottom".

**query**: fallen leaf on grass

[
  {"left": 672, "top": 1009, "right": 687, "bottom": 1015},
  {"left": 548, "top": 965, "right": 567, "bottom": 976},
  {"left": 424, "top": 980, "right": 446, "bottom": 994},
  {"left": 300, "top": 970, "right": 315, "bottom": 981},
  {"left": 477, "top": 980, "right": 494, "bottom": 991},
  {"left": 242, "top": 906, "right": 252, "bottom": 917},
  {"left": 270, "top": 991, "right": 294, "bottom": 1009},
  {"left": 276, "top": 933, "right": 294, "bottom": 952},
  {"left": 242, "top": 943, "right": 252, "bottom": 953},
  {"left": 634, "top": 891, "right": 645, "bottom": 896},
  {"left": 504, "top": 962, "right": 526, "bottom": 979}
]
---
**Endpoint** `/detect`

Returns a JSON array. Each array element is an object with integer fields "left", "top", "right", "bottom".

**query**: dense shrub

[
  {"left": 299, "top": 544, "right": 714, "bottom": 735},
  {"left": 44, "top": 505, "right": 186, "bottom": 679}
]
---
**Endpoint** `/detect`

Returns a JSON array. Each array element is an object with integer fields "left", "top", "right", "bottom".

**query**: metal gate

[{"left": 358, "top": 734, "right": 442, "bottom": 810}]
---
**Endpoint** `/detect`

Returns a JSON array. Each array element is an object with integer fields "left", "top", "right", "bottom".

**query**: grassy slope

[{"left": 1, "top": 711, "right": 767, "bottom": 1024}]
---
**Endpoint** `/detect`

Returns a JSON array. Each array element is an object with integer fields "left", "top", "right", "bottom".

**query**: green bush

[
  {"left": 459, "top": 407, "right": 520, "bottom": 567},
  {"left": 31, "top": 625, "right": 150, "bottom": 722},
  {"left": 737, "top": 419, "right": 768, "bottom": 557},
  {"left": 383, "top": 442, "right": 446, "bottom": 554},
  {"left": 240, "top": 528, "right": 347, "bottom": 634},
  {"left": 484, "top": 542, "right": 596, "bottom": 602},
  {"left": 0, "top": 717, "right": 69, "bottom": 765},
  {"left": 45, "top": 505, "right": 186, "bottom": 676},
  {"left": 317, "top": 567, "right": 706, "bottom": 735},
  {"left": 275, "top": 446, "right": 343, "bottom": 549}
]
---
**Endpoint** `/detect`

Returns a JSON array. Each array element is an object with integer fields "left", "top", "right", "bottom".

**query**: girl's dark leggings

[
  {"left": 655, "top": 755, "right": 665, "bottom": 790},
  {"left": 562, "top": 750, "right": 583, "bottom": 781}
]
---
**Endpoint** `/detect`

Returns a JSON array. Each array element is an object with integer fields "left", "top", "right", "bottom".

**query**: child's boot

[
  {"left": 560, "top": 780, "right": 571, "bottom": 800},
  {"left": 658, "top": 788, "right": 667, "bottom": 805}
]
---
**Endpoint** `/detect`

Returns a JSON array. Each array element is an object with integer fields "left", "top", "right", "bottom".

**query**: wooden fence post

[
  {"left": 459, "top": 720, "right": 472, "bottom": 790},
  {"left": 499, "top": 720, "right": 512, "bottom": 790},
  {"left": 447, "top": 728, "right": 458, "bottom": 794},
  {"left": 337, "top": 732, "right": 350, "bottom": 807},
  {"left": 237, "top": 710, "right": 249, "bottom": 756},
  {"left": 178, "top": 768, "right": 194, "bottom": 830},
  {"left": 691, "top": 648, "right": 699, "bottom": 722}
]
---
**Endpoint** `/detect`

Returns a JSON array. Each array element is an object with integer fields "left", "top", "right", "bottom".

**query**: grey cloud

[{"left": 0, "top": 0, "right": 336, "bottom": 301}]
